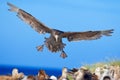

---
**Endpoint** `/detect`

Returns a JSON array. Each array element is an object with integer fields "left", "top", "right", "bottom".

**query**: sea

[{"left": 0, "top": 65, "right": 62, "bottom": 77}]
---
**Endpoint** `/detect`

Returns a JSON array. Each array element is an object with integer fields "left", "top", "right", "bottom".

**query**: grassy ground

[
  {"left": 84, "top": 59, "right": 120, "bottom": 73},
  {"left": 67, "top": 59, "right": 120, "bottom": 80}
]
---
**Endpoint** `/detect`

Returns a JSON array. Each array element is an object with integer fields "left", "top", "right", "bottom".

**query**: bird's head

[
  {"left": 62, "top": 67, "right": 68, "bottom": 73},
  {"left": 52, "top": 29, "right": 64, "bottom": 42}
]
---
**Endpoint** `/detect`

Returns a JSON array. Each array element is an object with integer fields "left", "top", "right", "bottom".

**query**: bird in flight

[{"left": 7, "top": 2, "right": 113, "bottom": 59}]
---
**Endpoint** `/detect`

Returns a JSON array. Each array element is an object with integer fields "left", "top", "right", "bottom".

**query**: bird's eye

[{"left": 68, "top": 36, "right": 73, "bottom": 41}]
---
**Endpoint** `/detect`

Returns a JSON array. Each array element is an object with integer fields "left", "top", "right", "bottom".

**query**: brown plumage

[
  {"left": 37, "top": 70, "right": 49, "bottom": 80},
  {"left": 27, "top": 75, "right": 36, "bottom": 80},
  {"left": 0, "top": 76, "right": 14, "bottom": 80},
  {"left": 7, "top": 2, "right": 114, "bottom": 58},
  {"left": 92, "top": 73, "right": 99, "bottom": 80}
]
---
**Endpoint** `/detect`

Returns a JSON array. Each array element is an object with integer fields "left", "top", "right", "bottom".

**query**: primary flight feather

[{"left": 7, "top": 2, "right": 114, "bottom": 58}]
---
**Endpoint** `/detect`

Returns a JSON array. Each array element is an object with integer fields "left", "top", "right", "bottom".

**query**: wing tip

[
  {"left": 7, "top": 2, "right": 19, "bottom": 12},
  {"left": 102, "top": 29, "right": 114, "bottom": 36}
]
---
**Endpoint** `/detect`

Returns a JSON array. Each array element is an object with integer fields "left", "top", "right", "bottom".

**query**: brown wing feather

[
  {"left": 7, "top": 2, "right": 51, "bottom": 34},
  {"left": 62, "top": 29, "right": 113, "bottom": 41}
]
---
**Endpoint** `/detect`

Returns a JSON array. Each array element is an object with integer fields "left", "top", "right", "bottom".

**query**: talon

[
  {"left": 60, "top": 51, "right": 67, "bottom": 59},
  {"left": 36, "top": 45, "right": 44, "bottom": 51}
]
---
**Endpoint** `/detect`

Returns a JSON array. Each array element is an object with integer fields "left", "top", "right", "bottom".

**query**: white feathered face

[
  {"left": 54, "top": 34, "right": 59, "bottom": 42},
  {"left": 12, "top": 68, "right": 18, "bottom": 75},
  {"left": 63, "top": 67, "right": 68, "bottom": 73},
  {"left": 52, "top": 30, "right": 61, "bottom": 42}
]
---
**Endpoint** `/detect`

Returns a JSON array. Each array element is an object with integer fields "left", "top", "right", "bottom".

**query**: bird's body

[
  {"left": 58, "top": 67, "right": 68, "bottom": 80},
  {"left": 45, "top": 35, "right": 65, "bottom": 52},
  {"left": 7, "top": 2, "right": 114, "bottom": 58},
  {"left": 44, "top": 29, "right": 65, "bottom": 52}
]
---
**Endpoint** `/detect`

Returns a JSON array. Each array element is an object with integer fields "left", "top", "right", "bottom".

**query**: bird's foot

[
  {"left": 60, "top": 51, "right": 67, "bottom": 59},
  {"left": 36, "top": 45, "right": 44, "bottom": 52}
]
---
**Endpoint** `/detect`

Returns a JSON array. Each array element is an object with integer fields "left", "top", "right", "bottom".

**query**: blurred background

[{"left": 0, "top": 0, "right": 120, "bottom": 75}]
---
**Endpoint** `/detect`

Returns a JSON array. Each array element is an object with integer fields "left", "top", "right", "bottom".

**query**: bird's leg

[
  {"left": 60, "top": 51, "right": 67, "bottom": 59},
  {"left": 36, "top": 44, "right": 44, "bottom": 52}
]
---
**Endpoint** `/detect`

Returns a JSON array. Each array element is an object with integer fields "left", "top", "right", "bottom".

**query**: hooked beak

[{"left": 55, "top": 35, "right": 59, "bottom": 42}]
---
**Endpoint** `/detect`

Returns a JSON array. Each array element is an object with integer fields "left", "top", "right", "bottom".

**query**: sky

[{"left": 0, "top": 0, "right": 120, "bottom": 69}]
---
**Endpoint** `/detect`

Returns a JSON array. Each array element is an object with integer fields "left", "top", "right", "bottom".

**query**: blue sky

[{"left": 0, "top": 0, "right": 120, "bottom": 69}]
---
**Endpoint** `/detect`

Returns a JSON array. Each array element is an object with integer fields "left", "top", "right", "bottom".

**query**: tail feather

[
  {"left": 7, "top": 2, "right": 19, "bottom": 12},
  {"left": 101, "top": 29, "right": 114, "bottom": 36}
]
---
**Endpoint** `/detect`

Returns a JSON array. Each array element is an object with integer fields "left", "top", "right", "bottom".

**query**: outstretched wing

[
  {"left": 62, "top": 29, "right": 113, "bottom": 41},
  {"left": 7, "top": 2, "right": 52, "bottom": 34}
]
